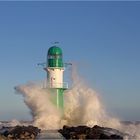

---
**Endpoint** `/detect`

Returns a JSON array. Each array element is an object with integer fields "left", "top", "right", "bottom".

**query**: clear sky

[{"left": 0, "top": 1, "right": 140, "bottom": 121}]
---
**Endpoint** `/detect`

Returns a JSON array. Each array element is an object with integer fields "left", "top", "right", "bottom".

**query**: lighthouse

[{"left": 44, "top": 45, "right": 68, "bottom": 109}]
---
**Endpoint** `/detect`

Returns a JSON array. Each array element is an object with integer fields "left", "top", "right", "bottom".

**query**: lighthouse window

[
  {"left": 48, "top": 54, "right": 62, "bottom": 59},
  {"left": 54, "top": 54, "right": 62, "bottom": 59}
]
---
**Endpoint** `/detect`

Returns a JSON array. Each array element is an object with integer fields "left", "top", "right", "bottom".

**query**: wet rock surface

[
  {"left": 58, "top": 125, "right": 123, "bottom": 139},
  {"left": 0, "top": 125, "right": 41, "bottom": 140}
]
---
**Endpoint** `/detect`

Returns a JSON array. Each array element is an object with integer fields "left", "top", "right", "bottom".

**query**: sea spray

[
  {"left": 15, "top": 69, "right": 140, "bottom": 138},
  {"left": 15, "top": 69, "right": 120, "bottom": 130},
  {"left": 63, "top": 81, "right": 121, "bottom": 129},
  {"left": 119, "top": 123, "right": 140, "bottom": 139},
  {"left": 15, "top": 83, "right": 61, "bottom": 130},
  {"left": 63, "top": 64, "right": 121, "bottom": 128}
]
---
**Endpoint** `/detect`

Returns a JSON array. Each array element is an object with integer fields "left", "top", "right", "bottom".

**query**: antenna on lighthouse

[{"left": 51, "top": 41, "right": 59, "bottom": 45}]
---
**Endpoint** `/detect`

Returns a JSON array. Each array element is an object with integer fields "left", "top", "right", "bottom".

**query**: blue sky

[{"left": 0, "top": 1, "right": 140, "bottom": 121}]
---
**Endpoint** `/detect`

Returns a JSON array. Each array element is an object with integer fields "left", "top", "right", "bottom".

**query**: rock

[
  {"left": 7, "top": 134, "right": 14, "bottom": 139},
  {"left": 0, "top": 125, "right": 41, "bottom": 139},
  {"left": 59, "top": 125, "right": 123, "bottom": 139},
  {"left": 111, "top": 134, "right": 123, "bottom": 139},
  {"left": 0, "top": 134, "right": 8, "bottom": 140},
  {"left": 31, "top": 133, "right": 35, "bottom": 139},
  {"left": 24, "top": 131, "right": 30, "bottom": 136},
  {"left": 100, "top": 133, "right": 111, "bottom": 139},
  {"left": 20, "top": 134, "right": 25, "bottom": 139},
  {"left": 77, "top": 134, "right": 86, "bottom": 139}
]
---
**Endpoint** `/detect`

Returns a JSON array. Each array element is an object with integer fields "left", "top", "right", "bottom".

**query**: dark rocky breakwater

[
  {"left": 0, "top": 125, "right": 41, "bottom": 140},
  {"left": 59, "top": 125, "right": 124, "bottom": 139},
  {"left": 0, "top": 124, "right": 131, "bottom": 139}
]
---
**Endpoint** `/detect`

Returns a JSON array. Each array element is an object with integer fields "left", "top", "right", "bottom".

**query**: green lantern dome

[
  {"left": 47, "top": 46, "right": 63, "bottom": 67},
  {"left": 48, "top": 46, "right": 63, "bottom": 55}
]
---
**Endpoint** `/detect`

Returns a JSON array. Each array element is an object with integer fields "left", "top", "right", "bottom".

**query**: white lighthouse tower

[{"left": 44, "top": 45, "right": 68, "bottom": 109}]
